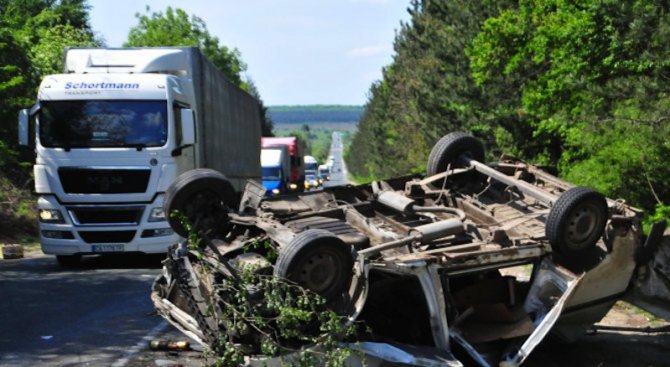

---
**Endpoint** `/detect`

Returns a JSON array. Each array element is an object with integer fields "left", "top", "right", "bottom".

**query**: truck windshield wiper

[{"left": 127, "top": 143, "right": 147, "bottom": 151}]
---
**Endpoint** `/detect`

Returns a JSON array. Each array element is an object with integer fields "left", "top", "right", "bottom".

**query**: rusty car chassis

[{"left": 152, "top": 132, "right": 643, "bottom": 366}]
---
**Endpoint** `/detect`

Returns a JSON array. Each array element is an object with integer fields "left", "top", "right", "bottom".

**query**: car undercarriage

[{"left": 151, "top": 132, "right": 645, "bottom": 366}]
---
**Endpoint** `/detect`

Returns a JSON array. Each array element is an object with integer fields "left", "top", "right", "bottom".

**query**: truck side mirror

[
  {"left": 18, "top": 109, "right": 29, "bottom": 146},
  {"left": 180, "top": 109, "right": 195, "bottom": 146}
]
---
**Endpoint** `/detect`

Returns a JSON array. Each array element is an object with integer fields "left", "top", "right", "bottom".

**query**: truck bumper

[{"left": 38, "top": 195, "right": 181, "bottom": 255}]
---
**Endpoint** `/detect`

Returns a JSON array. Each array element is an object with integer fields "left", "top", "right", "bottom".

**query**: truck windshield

[
  {"left": 39, "top": 100, "right": 168, "bottom": 148},
  {"left": 262, "top": 166, "right": 282, "bottom": 181}
]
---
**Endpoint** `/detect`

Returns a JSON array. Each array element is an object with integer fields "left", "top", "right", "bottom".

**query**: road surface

[
  {"left": 323, "top": 131, "right": 348, "bottom": 188},
  {"left": 0, "top": 254, "right": 201, "bottom": 367}
]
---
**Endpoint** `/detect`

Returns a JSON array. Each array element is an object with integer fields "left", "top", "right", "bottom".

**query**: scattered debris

[
  {"left": 149, "top": 340, "right": 191, "bottom": 352},
  {"left": 2, "top": 244, "right": 24, "bottom": 259}
]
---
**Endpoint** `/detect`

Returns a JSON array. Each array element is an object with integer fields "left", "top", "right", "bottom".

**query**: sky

[{"left": 88, "top": 0, "right": 411, "bottom": 106}]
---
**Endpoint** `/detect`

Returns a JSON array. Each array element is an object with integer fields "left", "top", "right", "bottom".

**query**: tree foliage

[
  {"left": 468, "top": 0, "right": 670, "bottom": 212},
  {"left": 0, "top": 0, "right": 98, "bottom": 167},
  {"left": 248, "top": 79, "right": 274, "bottom": 137},
  {"left": 348, "top": 0, "right": 670, "bottom": 217},
  {"left": 347, "top": 0, "right": 514, "bottom": 181},
  {"left": 125, "top": 6, "right": 247, "bottom": 88}
]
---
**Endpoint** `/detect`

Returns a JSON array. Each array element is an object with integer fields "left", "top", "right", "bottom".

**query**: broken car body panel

[{"left": 152, "top": 133, "right": 643, "bottom": 366}]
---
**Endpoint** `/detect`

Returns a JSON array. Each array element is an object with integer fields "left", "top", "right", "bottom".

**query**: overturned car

[{"left": 152, "top": 132, "right": 647, "bottom": 366}]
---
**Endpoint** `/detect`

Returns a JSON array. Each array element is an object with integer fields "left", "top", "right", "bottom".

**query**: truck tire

[
  {"left": 426, "top": 132, "right": 485, "bottom": 177},
  {"left": 164, "top": 169, "right": 237, "bottom": 238},
  {"left": 546, "top": 186, "right": 608, "bottom": 255},
  {"left": 274, "top": 229, "right": 353, "bottom": 302},
  {"left": 56, "top": 254, "right": 81, "bottom": 268}
]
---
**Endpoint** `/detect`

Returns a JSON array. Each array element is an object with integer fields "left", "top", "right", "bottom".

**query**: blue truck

[{"left": 261, "top": 145, "right": 291, "bottom": 195}]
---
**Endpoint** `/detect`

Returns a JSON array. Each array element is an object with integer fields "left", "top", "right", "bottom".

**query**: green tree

[
  {"left": 468, "top": 0, "right": 670, "bottom": 211},
  {"left": 125, "top": 6, "right": 247, "bottom": 88},
  {"left": 248, "top": 79, "right": 274, "bottom": 137},
  {"left": 0, "top": 30, "right": 35, "bottom": 165},
  {"left": 0, "top": 0, "right": 97, "bottom": 166},
  {"left": 350, "top": 0, "right": 668, "bottom": 214},
  {"left": 347, "top": 0, "right": 514, "bottom": 181},
  {"left": 31, "top": 23, "right": 97, "bottom": 76}
]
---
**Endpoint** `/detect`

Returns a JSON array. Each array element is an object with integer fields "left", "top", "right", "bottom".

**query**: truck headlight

[
  {"left": 39, "top": 209, "right": 64, "bottom": 223},
  {"left": 289, "top": 183, "right": 298, "bottom": 190},
  {"left": 148, "top": 207, "right": 166, "bottom": 222},
  {"left": 272, "top": 188, "right": 280, "bottom": 195}
]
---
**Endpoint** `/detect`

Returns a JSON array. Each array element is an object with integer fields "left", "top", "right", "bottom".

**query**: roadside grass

[
  {"left": 0, "top": 172, "right": 38, "bottom": 253},
  {"left": 19, "top": 236, "right": 41, "bottom": 254}
]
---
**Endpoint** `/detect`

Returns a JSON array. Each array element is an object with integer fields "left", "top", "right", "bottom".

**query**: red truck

[{"left": 261, "top": 137, "right": 304, "bottom": 192}]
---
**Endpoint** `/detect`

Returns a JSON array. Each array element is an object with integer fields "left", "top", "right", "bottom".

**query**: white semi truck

[{"left": 18, "top": 47, "right": 262, "bottom": 266}]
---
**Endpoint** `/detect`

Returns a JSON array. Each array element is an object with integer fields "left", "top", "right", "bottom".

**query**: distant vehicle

[
  {"left": 318, "top": 164, "right": 330, "bottom": 181},
  {"left": 262, "top": 137, "right": 304, "bottom": 192},
  {"left": 17, "top": 47, "right": 262, "bottom": 267},
  {"left": 261, "top": 146, "right": 290, "bottom": 195},
  {"left": 304, "top": 155, "right": 318, "bottom": 177},
  {"left": 305, "top": 174, "right": 320, "bottom": 190}
]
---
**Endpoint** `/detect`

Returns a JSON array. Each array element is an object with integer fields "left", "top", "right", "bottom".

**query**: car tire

[
  {"left": 546, "top": 186, "right": 608, "bottom": 255},
  {"left": 56, "top": 254, "right": 81, "bottom": 268},
  {"left": 274, "top": 229, "right": 353, "bottom": 302},
  {"left": 426, "top": 132, "right": 486, "bottom": 177},
  {"left": 164, "top": 169, "right": 237, "bottom": 238}
]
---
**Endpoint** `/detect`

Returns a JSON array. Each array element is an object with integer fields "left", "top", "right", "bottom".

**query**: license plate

[{"left": 91, "top": 244, "right": 124, "bottom": 252}]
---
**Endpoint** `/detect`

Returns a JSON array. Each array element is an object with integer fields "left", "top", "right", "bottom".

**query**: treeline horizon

[{"left": 268, "top": 105, "right": 363, "bottom": 125}]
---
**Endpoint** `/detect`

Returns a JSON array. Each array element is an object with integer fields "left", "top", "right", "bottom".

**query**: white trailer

[{"left": 18, "top": 47, "right": 262, "bottom": 266}]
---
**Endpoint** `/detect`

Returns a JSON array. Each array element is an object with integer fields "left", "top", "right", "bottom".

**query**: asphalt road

[
  {"left": 322, "top": 131, "right": 348, "bottom": 188},
  {"left": 0, "top": 132, "right": 351, "bottom": 367},
  {"left": 0, "top": 254, "right": 201, "bottom": 367}
]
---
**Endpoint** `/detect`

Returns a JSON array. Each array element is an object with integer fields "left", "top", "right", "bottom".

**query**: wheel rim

[
  {"left": 296, "top": 249, "right": 342, "bottom": 294},
  {"left": 564, "top": 201, "right": 603, "bottom": 250},
  {"left": 182, "top": 190, "right": 228, "bottom": 234}
]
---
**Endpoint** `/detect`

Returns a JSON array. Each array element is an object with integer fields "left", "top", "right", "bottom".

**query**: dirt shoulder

[{"left": 525, "top": 301, "right": 669, "bottom": 367}]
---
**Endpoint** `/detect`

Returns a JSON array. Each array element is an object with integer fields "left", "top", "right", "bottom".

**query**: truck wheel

[
  {"left": 56, "top": 254, "right": 81, "bottom": 268},
  {"left": 164, "top": 169, "right": 237, "bottom": 238},
  {"left": 426, "top": 132, "right": 485, "bottom": 177},
  {"left": 546, "top": 186, "right": 608, "bottom": 255},
  {"left": 274, "top": 229, "right": 353, "bottom": 302}
]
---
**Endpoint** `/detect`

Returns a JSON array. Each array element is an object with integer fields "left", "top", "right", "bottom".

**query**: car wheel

[
  {"left": 546, "top": 186, "right": 608, "bottom": 255},
  {"left": 274, "top": 229, "right": 353, "bottom": 302},
  {"left": 164, "top": 169, "right": 237, "bottom": 238},
  {"left": 426, "top": 132, "right": 486, "bottom": 177}
]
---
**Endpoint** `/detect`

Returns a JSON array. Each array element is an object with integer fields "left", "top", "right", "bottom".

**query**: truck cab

[
  {"left": 18, "top": 47, "right": 260, "bottom": 266},
  {"left": 261, "top": 146, "right": 290, "bottom": 195},
  {"left": 318, "top": 164, "right": 330, "bottom": 181},
  {"left": 261, "top": 137, "right": 304, "bottom": 192}
]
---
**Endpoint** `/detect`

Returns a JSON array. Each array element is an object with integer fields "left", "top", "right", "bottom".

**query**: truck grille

[
  {"left": 59, "top": 168, "right": 150, "bottom": 194},
  {"left": 69, "top": 206, "right": 144, "bottom": 226},
  {"left": 79, "top": 231, "right": 136, "bottom": 243}
]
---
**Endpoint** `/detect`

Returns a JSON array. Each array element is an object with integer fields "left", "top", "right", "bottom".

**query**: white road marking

[{"left": 111, "top": 321, "right": 168, "bottom": 367}]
